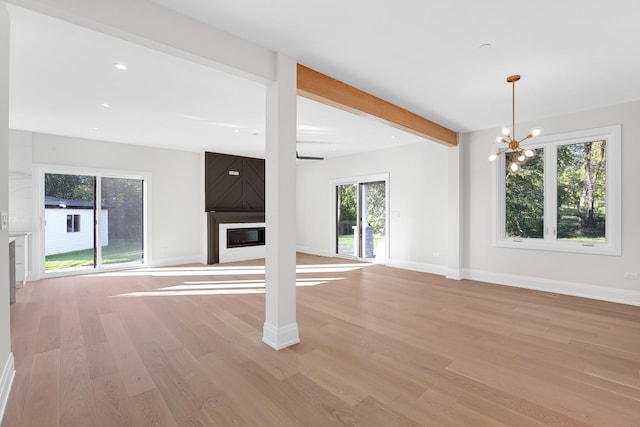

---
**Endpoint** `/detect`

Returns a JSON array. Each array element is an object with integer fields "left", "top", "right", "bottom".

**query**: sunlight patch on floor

[
  {"left": 114, "top": 277, "right": 343, "bottom": 298},
  {"left": 96, "top": 262, "right": 369, "bottom": 278},
  {"left": 113, "top": 277, "right": 342, "bottom": 297}
]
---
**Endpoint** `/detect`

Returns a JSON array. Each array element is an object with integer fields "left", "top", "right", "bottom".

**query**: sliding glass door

[
  {"left": 44, "top": 173, "right": 97, "bottom": 271},
  {"left": 336, "top": 183, "right": 358, "bottom": 256},
  {"left": 334, "top": 175, "right": 388, "bottom": 262},
  {"left": 100, "top": 177, "right": 144, "bottom": 266},
  {"left": 43, "top": 171, "right": 145, "bottom": 273},
  {"left": 359, "top": 181, "right": 386, "bottom": 260}
]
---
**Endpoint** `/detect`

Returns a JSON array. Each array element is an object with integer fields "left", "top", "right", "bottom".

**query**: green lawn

[
  {"left": 338, "top": 235, "right": 354, "bottom": 250},
  {"left": 557, "top": 236, "right": 605, "bottom": 243},
  {"left": 337, "top": 235, "right": 384, "bottom": 257},
  {"left": 45, "top": 238, "right": 143, "bottom": 270},
  {"left": 556, "top": 207, "right": 605, "bottom": 242}
]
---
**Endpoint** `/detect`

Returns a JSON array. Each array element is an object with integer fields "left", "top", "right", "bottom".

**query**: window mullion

[
  {"left": 545, "top": 143, "right": 557, "bottom": 242},
  {"left": 95, "top": 175, "right": 102, "bottom": 270},
  {"left": 495, "top": 154, "right": 506, "bottom": 243}
]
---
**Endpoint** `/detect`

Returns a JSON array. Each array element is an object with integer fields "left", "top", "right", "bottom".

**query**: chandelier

[{"left": 489, "top": 74, "right": 542, "bottom": 172}]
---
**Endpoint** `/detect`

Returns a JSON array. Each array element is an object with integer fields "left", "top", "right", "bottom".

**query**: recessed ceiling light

[
  {"left": 479, "top": 43, "right": 492, "bottom": 49},
  {"left": 114, "top": 63, "right": 127, "bottom": 70},
  {"left": 233, "top": 129, "right": 240, "bottom": 133},
  {"left": 92, "top": 127, "right": 99, "bottom": 130},
  {"left": 391, "top": 135, "right": 396, "bottom": 139},
  {"left": 101, "top": 103, "right": 110, "bottom": 108}
]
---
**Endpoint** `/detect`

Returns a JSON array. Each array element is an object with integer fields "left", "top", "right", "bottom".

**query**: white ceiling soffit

[
  {"left": 153, "top": 0, "right": 640, "bottom": 133},
  {"left": 7, "top": 5, "right": 424, "bottom": 159}
]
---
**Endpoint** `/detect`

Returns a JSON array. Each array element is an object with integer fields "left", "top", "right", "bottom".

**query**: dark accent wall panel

[{"left": 205, "top": 152, "right": 265, "bottom": 212}]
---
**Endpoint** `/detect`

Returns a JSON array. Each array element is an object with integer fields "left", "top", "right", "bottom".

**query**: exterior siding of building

[{"left": 44, "top": 208, "right": 108, "bottom": 255}]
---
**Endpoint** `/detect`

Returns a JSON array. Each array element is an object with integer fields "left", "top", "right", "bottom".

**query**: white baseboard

[
  {"left": 0, "top": 353, "right": 15, "bottom": 423},
  {"left": 262, "top": 322, "right": 300, "bottom": 350},
  {"left": 387, "top": 258, "right": 448, "bottom": 277},
  {"left": 445, "top": 268, "right": 463, "bottom": 280},
  {"left": 296, "top": 246, "right": 332, "bottom": 258},
  {"left": 463, "top": 268, "right": 640, "bottom": 307}
]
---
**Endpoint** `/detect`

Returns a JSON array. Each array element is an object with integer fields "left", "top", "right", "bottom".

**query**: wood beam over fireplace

[{"left": 296, "top": 64, "right": 458, "bottom": 147}]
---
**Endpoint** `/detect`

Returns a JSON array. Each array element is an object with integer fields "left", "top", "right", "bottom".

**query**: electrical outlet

[
  {"left": 0, "top": 212, "right": 7, "bottom": 230},
  {"left": 624, "top": 272, "right": 639, "bottom": 280}
]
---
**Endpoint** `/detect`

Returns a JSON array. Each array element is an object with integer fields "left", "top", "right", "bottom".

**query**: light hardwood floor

[{"left": 3, "top": 253, "right": 640, "bottom": 426}]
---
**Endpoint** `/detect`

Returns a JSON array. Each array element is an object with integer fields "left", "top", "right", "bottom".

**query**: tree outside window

[
  {"left": 556, "top": 141, "right": 606, "bottom": 242},
  {"left": 506, "top": 148, "right": 544, "bottom": 239}
]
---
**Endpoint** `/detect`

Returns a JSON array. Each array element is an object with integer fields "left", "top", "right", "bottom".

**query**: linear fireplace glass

[{"left": 227, "top": 227, "right": 266, "bottom": 248}]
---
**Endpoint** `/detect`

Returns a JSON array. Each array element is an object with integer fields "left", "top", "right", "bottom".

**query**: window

[
  {"left": 66, "top": 214, "right": 80, "bottom": 232},
  {"left": 494, "top": 125, "right": 621, "bottom": 255}
]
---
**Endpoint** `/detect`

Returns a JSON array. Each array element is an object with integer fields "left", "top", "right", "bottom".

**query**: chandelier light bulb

[
  {"left": 524, "top": 148, "right": 535, "bottom": 158},
  {"left": 517, "top": 153, "right": 526, "bottom": 162},
  {"left": 510, "top": 162, "right": 519, "bottom": 172},
  {"left": 501, "top": 127, "right": 511, "bottom": 136},
  {"left": 488, "top": 154, "right": 498, "bottom": 161},
  {"left": 496, "top": 136, "right": 504, "bottom": 143},
  {"left": 531, "top": 127, "right": 542, "bottom": 137}
]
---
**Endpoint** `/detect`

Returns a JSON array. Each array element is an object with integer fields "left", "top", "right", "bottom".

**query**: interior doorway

[{"left": 334, "top": 174, "right": 389, "bottom": 262}]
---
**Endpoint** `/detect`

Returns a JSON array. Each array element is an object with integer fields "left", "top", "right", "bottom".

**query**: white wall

[
  {"left": 8, "top": 130, "right": 32, "bottom": 232},
  {"left": 463, "top": 101, "right": 640, "bottom": 301},
  {"left": 0, "top": 0, "right": 14, "bottom": 417},
  {"left": 31, "top": 132, "right": 205, "bottom": 268},
  {"left": 296, "top": 141, "right": 450, "bottom": 274}
]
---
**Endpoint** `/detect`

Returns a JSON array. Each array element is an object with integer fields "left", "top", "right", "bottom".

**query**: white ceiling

[
  {"left": 8, "top": 0, "right": 640, "bottom": 159},
  {"left": 7, "top": 5, "right": 424, "bottom": 159}
]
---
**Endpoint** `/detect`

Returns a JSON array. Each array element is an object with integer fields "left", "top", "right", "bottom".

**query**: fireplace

[
  {"left": 219, "top": 222, "right": 266, "bottom": 263},
  {"left": 227, "top": 226, "right": 265, "bottom": 248},
  {"left": 207, "top": 212, "right": 266, "bottom": 264}
]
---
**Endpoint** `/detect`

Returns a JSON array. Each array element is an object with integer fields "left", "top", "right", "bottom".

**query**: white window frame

[{"left": 492, "top": 124, "right": 621, "bottom": 256}]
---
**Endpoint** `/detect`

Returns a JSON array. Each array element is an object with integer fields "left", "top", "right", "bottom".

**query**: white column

[
  {"left": 262, "top": 52, "right": 299, "bottom": 350},
  {"left": 446, "top": 134, "right": 463, "bottom": 280}
]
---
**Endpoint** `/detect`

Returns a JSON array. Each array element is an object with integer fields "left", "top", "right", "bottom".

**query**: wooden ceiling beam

[{"left": 296, "top": 64, "right": 457, "bottom": 147}]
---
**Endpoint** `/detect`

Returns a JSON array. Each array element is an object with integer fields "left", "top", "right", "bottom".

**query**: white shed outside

[{"left": 45, "top": 207, "right": 109, "bottom": 256}]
